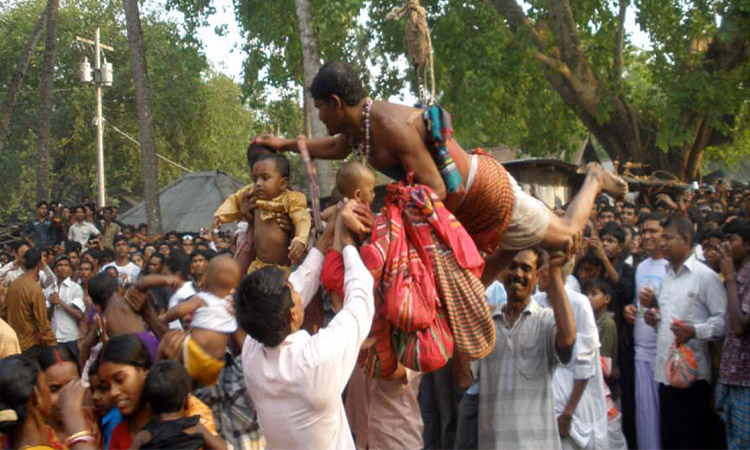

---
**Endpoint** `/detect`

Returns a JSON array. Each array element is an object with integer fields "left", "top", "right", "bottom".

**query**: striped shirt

[{"left": 478, "top": 299, "right": 562, "bottom": 449}]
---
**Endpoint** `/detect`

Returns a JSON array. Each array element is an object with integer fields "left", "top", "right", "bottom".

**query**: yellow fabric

[
  {"left": 186, "top": 394, "right": 218, "bottom": 435},
  {"left": 255, "top": 190, "right": 311, "bottom": 247},
  {"left": 248, "top": 258, "right": 291, "bottom": 276},
  {"left": 213, "top": 185, "right": 254, "bottom": 225},
  {"left": 213, "top": 186, "right": 312, "bottom": 247},
  {"left": 182, "top": 336, "right": 224, "bottom": 387}
]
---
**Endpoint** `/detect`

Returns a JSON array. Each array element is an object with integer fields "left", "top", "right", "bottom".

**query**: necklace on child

[{"left": 351, "top": 97, "right": 373, "bottom": 163}]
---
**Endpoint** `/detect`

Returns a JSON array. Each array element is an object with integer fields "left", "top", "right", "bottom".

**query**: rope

[
  {"left": 387, "top": 0, "right": 436, "bottom": 105},
  {"left": 297, "top": 136, "right": 323, "bottom": 237}
]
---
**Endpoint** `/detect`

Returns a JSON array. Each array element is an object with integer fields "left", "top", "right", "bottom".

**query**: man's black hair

[
  {"left": 165, "top": 231, "right": 179, "bottom": 239},
  {"left": 166, "top": 252, "right": 191, "bottom": 280},
  {"left": 138, "top": 223, "right": 148, "bottom": 230},
  {"left": 254, "top": 153, "right": 291, "bottom": 179},
  {"left": 599, "top": 205, "right": 618, "bottom": 217},
  {"left": 86, "top": 248, "right": 103, "bottom": 264},
  {"left": 700, "top": 228, "right": 724, "bottom": 242},
  {"left": 622, "top": 202, "right": 635, "bottom": 210},
  {"left": 149, "top": 252, "right": 166, "bottom": 263},
  {"left": 36, "top": 200, "right": 48, "bottom": 209},
  {"left": 246, "top": 143, "right": 274, "bottom": 170},
  {"left": 144, "top": 360, "right": 191, "bottom": 414},
  {"left": 723, "top": 220, "right": 750, "bottom": 245},
  {"left": 112, "top": 234, "right": 128, "bottom": 247},
  {"left": 637, "top": 212, "right": 666, "bottom": 227},
  {"left": 88, "top": 272, "right": 118, "bottom": 307},
  {"left": 310, "top": 61, "right": 368, "bottom": 106},
  {"left": 704, "top": 211, "right": 726, "bottom": 225},
  {"left": 22, "top": 248, "right": 41, "bottom": 270},
  {"left": 189, "top": 249, "right": 209, "bottom": 262},
  {"left": 599, "top": 222, "right": 626, "bottom": 244},
  {"left": 235, "top": 267, "right": 294, "bottom": 347},
  {"left": 65, "top": 241, "right": 82, "bottom": 254},
  {"left": 664, "top": 215, "right": 695, "bottom": 247},
  {"left": 53, "top": 254, "right": 70, "bottom": 267},
  {"left": 123, "top": 224, "right": 136, "bottom": 233},
  {"left": 217, "top": 248, "right": 233, "bottom": 257},
  {"left": 78, "top": 259, "right": 95, "bottom": 272},
  {"left": 73, "top": 204, "right": 86, "bottom": 214},
  {"left": 102, "top": 248, "right": 115, "bottom": 260}
]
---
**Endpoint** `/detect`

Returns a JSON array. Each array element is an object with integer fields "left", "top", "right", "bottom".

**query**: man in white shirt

[
  {"left": 68, "top": 205, "right": 100, "bottom": 247},
  {"left": 238, "top": 202, "right": 374, "bottom": 450},
  {"left": 44, "top": 255, "right": 85, "bottom": 358},
  {"left": 101, "top": 235, "right": 141, "bottom": 285},
  {"left": 536, "top": 267, "right": 608, "bottom": 450},
  {"left": 644, "top": 215, "right": 726, "bottom": 449},
  {"left": 623, "top": 213, "right": 669, "bottom": 450}
]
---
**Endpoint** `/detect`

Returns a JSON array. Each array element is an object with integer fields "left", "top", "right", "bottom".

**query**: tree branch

[
  {"left": 545, "top": 0, "right": 588, "bottom": 77},
  {"left": 613, "top": 0, "right": 627, "bottom": 80}
]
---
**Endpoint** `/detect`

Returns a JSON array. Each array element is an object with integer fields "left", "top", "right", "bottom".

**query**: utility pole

[{"left": 76, "top": 28, "right": 113, "bottom": 207}]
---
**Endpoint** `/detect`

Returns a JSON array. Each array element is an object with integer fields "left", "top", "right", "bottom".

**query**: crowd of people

[{"left": 0, "top": 60, "right": 749, "bottom": 450}]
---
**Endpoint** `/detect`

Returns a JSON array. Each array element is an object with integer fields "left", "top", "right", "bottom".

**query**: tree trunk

[
  {"left": 123, "top": 0, "right": 162, "bottom": 233},
  {"left": 35, "top": 0, "right": 59, "bottom": 202},
  {"left": 294, "top": 0, "right": 335, "bottom": 197},
  {"left": 0, "top": 7, "right": 47, "bottom": 155}
]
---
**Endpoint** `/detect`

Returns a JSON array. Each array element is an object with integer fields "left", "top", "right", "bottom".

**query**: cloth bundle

[{"left": 358, "top": 177, "right": 495, "bottom": 378}]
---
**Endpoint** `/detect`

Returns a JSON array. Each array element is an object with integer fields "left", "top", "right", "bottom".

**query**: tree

[
  {"left": 122, "top": 0, "right": 162, "bottom": 233},
  {"left": 0, "top": 2, "right": 46, "bottom": 155},
  {"left": 0, "top": 0, "right": 260, "bottom": 223},
  {"left": 35, "top": 0, "right": 59, "bottom": 201},
  {"left": 483, "top": 0, "right": 750, "bottom": 179},
  {"left": 294, "top": 0, "right": 334, "bottom": 196}
]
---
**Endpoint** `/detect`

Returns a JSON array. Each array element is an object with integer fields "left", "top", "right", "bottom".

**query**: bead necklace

[{"left": 351, "top": 97, "right": 373, "bottom": 163}]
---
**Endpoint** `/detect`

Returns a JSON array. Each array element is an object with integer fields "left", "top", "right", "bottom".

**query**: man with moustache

[
  {"left": 645, "top": 216, "right": 725, "bottom": 449},
  {"left": 477, "top": 243, "right": 578, "bottom": 449}
]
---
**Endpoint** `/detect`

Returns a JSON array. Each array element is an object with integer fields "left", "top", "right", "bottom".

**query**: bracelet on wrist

[{"left": 65, "top": 430, "right": 93, "bottom": 447}]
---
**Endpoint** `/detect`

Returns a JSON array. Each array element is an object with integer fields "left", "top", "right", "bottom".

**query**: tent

[{"left": 120, "top": 170, "right": 246, "bottom": 232}]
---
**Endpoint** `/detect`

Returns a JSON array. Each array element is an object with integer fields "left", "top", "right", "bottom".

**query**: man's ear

[
  {"left": 603, "top": 294, "right": 612, "bottom": 305},
  {"left": 330, "top": 94, "right": 344, "bottom": 110},
  {"left": 281, "top": 177, "right": 289, "bottom": 191}
]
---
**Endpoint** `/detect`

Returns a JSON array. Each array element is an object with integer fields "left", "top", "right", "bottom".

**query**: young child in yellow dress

[{"left": 213, "top": 145, "right": 311, "bottom": 274}]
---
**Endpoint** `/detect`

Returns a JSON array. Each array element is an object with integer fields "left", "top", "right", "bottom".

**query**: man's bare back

[
  {"left": 367, "top": 101, "right": 472, "bottom": 210},
  {"left": 103, "top": 296, "right": 147, "bottom": 336}
]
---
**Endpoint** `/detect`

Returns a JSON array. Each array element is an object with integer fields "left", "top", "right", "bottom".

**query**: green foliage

[{"left": 0, "top": 0, "right": 259, "bottom": 222}]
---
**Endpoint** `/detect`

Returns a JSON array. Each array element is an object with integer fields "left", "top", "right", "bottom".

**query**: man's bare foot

[{"left": 582, "top": 162, "right": 628, "bottom": 196}]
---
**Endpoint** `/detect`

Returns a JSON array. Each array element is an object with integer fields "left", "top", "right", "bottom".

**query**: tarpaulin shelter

[{"left": 120, "top": 170, "right": 246, "bottom": 232}]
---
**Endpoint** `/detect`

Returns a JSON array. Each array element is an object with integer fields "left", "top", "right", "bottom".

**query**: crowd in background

[{"left": 0, "top": 179, "right": 749, "bottom": 450}]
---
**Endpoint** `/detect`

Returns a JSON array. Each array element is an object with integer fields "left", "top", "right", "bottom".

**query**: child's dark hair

[
  {"left": 246, "top": 143, "right": 274, "bottom": 170},
  {"left": 144, "top": 360, "right": 191, "bottom": 414},
  {"left": 582, "top": 277, "right": 617, "bottom": 302},
  {"left": 254, "top": 153, "right": 290, "bottom": 179}
]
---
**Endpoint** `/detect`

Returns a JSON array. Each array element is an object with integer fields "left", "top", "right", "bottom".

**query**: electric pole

[{"left": 76, "top": 28, "right": 113, "bottom": 207}]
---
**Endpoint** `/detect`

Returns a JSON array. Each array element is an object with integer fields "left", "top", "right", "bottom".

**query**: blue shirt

[{"left": 101, "top": 407, "right": 123, "bottom": 450}]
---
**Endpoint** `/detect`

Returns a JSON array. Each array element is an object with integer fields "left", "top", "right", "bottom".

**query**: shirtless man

[
  {"left": 79, "top": 272, "right": 167, "bottom": 365},
  {"left": 253, "top": 61, "right": 627, "bottom": 281}
]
